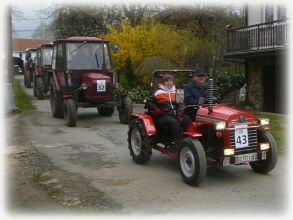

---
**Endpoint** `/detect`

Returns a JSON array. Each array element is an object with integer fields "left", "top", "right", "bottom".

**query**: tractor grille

[{"left": 230, "top": 127, "right": 258, "bottom": 153}]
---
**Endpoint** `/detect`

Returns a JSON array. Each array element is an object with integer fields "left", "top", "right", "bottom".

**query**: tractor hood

[
  {"left": 81, "top": 72, "right": 112, "bottom": 85},
  {"left": 196, "top": 104, "right": 257, "bottom": 125}
]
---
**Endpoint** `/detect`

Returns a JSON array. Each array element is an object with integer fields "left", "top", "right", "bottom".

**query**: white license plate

[
  {"left": 97, "top": 80, "right": 106, "bottom": 92},
  {"left": 235, "top": 152, "right": 258, "bottom": 164},
  {"left": 235, "top": 125, "right": 249, "bottom": 149}
]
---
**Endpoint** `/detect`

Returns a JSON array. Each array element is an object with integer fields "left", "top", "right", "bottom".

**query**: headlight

[
  {"left": 81, "top": 83, "right": 88, "bottom": 90},
  {"left": 215, "top": 122, "right": 226, "bottom": 130},
  {"left": 259, "top": 118, "right": 269, "bottom": 126},
  {"left": 224, "top": 149, "right": 234, "bottom": 156},
  {"left": 260, "top": 143, "right": 270, "bottom": 150}
]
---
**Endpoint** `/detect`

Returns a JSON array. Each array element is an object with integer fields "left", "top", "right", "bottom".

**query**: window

[
  {"left": 265, "top": 5, "right": 274, "bottom": 22},
  {"left": 42, "top": 48, "right": 53, "bottom": 66},
  {"left": 277, "top": 6, "right": 286, "bottom": 20},
  {"left": 66, "top": 42, "right": 111, "bottom": 70},
  {"left": 52, "top": 45, "right": 57, "bottom": 69},
  {"left": 56, "top": 43, "right": 64, "bottom": 69}
]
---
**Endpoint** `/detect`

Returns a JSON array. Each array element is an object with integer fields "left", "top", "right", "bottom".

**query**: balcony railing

[{"left": 226, "top": 19, "right": 288, "bottom": 52}]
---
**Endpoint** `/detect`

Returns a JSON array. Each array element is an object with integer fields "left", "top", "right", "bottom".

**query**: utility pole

[{"left": 6, "top": 6, "right": 17, "bottom": 113}]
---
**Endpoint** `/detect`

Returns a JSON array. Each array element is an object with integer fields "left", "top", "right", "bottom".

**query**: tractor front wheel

[
  {"left": 118, "top": 96, "right": 133, "bottom": 124},
  {"left": 177, "top": 138, "right": 206, "bottom": 186},
  {"left": 249, "top": 131, "right": 278, "bottom": 174},
  {"left": 63, "top": 99, "right": 77, "bottom": 127},
  {"left": 33, "top": 75, "right": 37, "bottom": 97},
  {"left": 36, "top": 77, "right": 44, "bottom": 100},
  {"left": 50, "top": 78, "right": 63, "bottom": 118},
  {"left": 24, "top": 71, "right": 31, "bottom": 88}
]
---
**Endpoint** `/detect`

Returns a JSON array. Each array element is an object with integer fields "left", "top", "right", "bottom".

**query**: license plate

[
  {"left": 235, "top": 125, "right": 249, "bottom": 149},
  {"left": 235, "top": 152, "right": 258, "bottom": 164},
  {"left": 97, "top": 80, "right": 106, "bottom": 92}
]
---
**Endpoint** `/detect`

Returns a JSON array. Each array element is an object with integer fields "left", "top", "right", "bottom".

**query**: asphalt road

[{"left": 9, "top": 75, "right": 288, "bottom": 216}]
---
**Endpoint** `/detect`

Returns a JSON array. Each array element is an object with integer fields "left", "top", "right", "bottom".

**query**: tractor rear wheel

[
  {"left": 128, "top": 119, "right": 152, "bottom": 164},
  {"left": 249, "top": 131, "right": 278, "bottom": 174},
  {"left": 50, "top": 78, "right": 63, "bottom": 118},
  {"left": 98, "top": 106, "right": 114, "bottom": 116},
  {"left": 36, "top": 77, "right": 44, "bottom": 100},
  {"left": 63, "top": 99, "right": 77, "bottom": 127},
  {"left": 177, "top": 138, "right": 206, "bottom": 186},
  {"left": 118, "top": 96, "right": 133, "bottom": 124}
]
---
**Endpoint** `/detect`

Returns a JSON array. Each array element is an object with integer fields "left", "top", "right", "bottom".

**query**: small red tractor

[
  {"left": 34, "top": 43, "right": 53, "bottom": 99},
  {"left": 127, "top": 70, "right": 277, "bottom": 186},
  {"left": 49, "top": 36, "right": 132, "bottom": 127},
  {"left": 24, "top": 48, "right": 37, "bottom": 88}
]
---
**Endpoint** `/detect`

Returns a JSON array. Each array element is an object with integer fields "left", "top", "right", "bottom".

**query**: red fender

[
  {"left": 183, "top": 121, "right": 203, "bottom": 138},
  {"left": 131, "top": 113, "right": 156, "bottom": 136}
]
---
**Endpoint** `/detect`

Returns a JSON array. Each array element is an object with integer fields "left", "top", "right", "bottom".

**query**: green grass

[
  {"left": 12, "top": 78, "right": 35, "bottom": 111},
  {"left": 254, "top": 112, "right": 287, "bottom": 154}
]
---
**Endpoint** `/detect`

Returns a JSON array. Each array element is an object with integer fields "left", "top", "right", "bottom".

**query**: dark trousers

[{"left": 157, "top": 115, "right": 182, "bottom": 143}]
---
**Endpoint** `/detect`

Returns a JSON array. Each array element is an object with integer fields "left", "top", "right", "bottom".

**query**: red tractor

[
  {"left": 24, "top": 48, "right": 37, "bottom": 88},
  {"left": 127, "top": 70, "right": 277, "bottom": 186},
  {"left": 34, "top": 43, "right": 53, "bottom": 99},
  {"left": 49, "top": 36, "right": 132, "bottom": 127}
]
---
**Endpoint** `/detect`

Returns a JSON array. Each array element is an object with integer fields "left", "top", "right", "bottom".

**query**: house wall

[
  {"left": 247, "top": 2, "right": 286, "bottom": 25},
  {"left": 247, "top": 4, "right": 263, "bottom": 25},
  {"left": 246, "top": 55, "right": 286, "bottom": 113}
]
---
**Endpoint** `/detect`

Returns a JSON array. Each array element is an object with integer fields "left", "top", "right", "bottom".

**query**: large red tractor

[
  {"left": 49, "top": 36, "right": 132, "bottom": 127},
  {"left": 34, "top": 43, "right": 53, "bottom": 99},
  {"left": 127, "top": 70, "right": 277, "bottom": 186}
]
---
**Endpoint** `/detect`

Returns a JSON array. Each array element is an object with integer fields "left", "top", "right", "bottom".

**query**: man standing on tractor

[{"left": 145, "top": 74, "right": 182, "bottom": 146}]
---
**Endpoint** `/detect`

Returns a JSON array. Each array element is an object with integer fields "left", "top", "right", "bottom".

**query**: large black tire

[
  {"left": 24, "top": 71, "right": 30, "bottom": 88},
  {"left": 63, "top": 99, "right": 77, "bottom": 127},
  {"left": 128, "top": 119, "right": 153, "bottom": 164},
  {"left": 27, "top": 70, "right": 32, "bottom": 88},
  {"left": 98, "top": 106, "right": 115, "bottom": 116},
  {"left": 249, "top": 131, "right": 278, "bottom": 174},
  {"left": 50, "top": 78, "right": 64, "bottom": 118},
  {"left": 177, "top": 138, "right": 206, "bottom": 186},
  {"left": 33, "top": 75, "right": 37, "bottom": 97},
  {"left": 118, "top": 96, "right": 133, "bottom": 124},
  {"left": 36, "top": 77, "right": 44, "bottom": 100}
]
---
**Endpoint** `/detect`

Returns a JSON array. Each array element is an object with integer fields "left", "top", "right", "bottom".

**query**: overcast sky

[
  {"left": 10, "top": 0, "right": 249, "bottom": 39},
  {"left": 12, "top": 3, "right": 52, "bottom": 39}
]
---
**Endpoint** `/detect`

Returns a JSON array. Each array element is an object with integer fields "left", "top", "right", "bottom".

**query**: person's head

[
  {"left": 192, "top": 68, "right": 206, "bottom": 87},
  {"left": 161, "top": 74, "right": 174, "bottom": 89}
]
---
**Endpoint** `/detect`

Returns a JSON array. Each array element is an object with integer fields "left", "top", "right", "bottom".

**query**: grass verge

[
  {"left": 254, "top": 112, "right": 287, "bottom": 154},
  {"left": 12, "top": 78, "right": 35, "bottom": 111}
]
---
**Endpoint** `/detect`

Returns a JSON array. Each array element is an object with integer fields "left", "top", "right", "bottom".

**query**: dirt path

[{"left": 5, "top": 112, "right": 122, "bottom": 215}]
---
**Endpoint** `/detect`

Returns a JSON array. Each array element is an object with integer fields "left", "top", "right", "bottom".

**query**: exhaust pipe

[{"left": 208, "top": 78, "right": 214, "bottom": 114}]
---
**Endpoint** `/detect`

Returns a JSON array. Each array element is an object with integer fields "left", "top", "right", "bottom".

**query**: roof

[
  {"left": 53, "top": 36, "right": 108, "bottom": 44},
  {"left": 37, "top": 43, "right": 53, "bottom": 49},
  {"left": 12, "top": 38, "right": 49, "bottom": 51}
]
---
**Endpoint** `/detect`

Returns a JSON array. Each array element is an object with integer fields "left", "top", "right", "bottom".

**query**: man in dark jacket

[
  {"left": 184, "top": 68, "right": 208, "bottom": 106},
  {"left": 182, "top": 68, "right": 220, "bottom": 129}
]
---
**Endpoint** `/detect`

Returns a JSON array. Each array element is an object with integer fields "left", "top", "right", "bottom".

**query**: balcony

[{"left": 225, "top": 19, "right": 288, "bottom": 58}]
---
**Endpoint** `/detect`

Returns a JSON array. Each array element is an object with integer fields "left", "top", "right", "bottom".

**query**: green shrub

[
  {"left": 215, "top": 65, "right": 245, "bottom": 96},
  {"left": 127, "top": 88, "right": 149, "bottom": 104}
]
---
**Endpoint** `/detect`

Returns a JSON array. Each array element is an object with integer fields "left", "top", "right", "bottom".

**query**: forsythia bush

[{"left": 106, "top": 20, "right": 201, "bottom": 73}]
